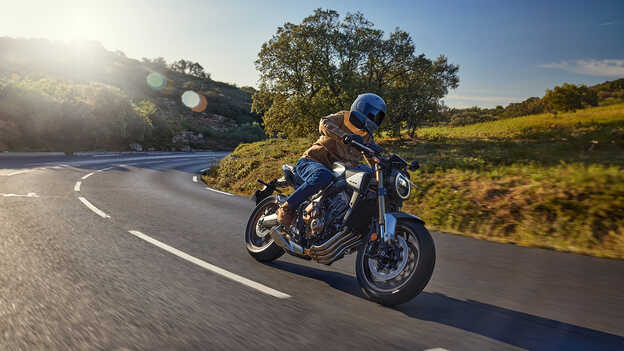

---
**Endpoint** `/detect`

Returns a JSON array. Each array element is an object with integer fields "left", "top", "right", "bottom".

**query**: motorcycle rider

[{"left": 277, "top": 93, "right": 387, "bottom": 226}]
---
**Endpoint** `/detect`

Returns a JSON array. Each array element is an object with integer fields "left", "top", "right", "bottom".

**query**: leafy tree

[
  {"left": 253, "top": 9, "right": 459, "bottom": 138},
  {"left": 170, "top": 59, "right": 211, "bottom": 79},
  {"left": 543, "top": 83, "right": 598, "bottom": 112},
  {"left": 502, "top": 97, "right": 545, "bottom": 117},
  {"left": 141, "top": 57, "right": 168, "bottom": 72}
]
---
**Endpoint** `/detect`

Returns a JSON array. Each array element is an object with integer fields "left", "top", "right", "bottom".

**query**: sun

[{"left": 57, "top": 7, "right": 101, "bottom": 41}]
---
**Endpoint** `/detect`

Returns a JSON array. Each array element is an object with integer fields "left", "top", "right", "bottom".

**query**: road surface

[{"left": 1, "top": 153, "right": 623, "bottom": 350}]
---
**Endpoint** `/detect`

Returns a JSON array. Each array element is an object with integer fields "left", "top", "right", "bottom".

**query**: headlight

[{"left": 395, "top": 173, "right": 411, "bottom": 200}]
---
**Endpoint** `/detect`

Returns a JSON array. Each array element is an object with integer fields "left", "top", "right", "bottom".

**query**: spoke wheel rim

[{"left": 249, "top": 203, "right": 277, "bottom": 251}]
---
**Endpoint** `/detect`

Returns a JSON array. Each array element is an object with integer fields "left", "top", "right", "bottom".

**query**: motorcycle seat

[{"left": 282, "top": 164, "right": 304, "bottom": 187}]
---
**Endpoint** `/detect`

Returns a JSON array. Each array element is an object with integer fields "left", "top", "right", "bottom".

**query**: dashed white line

[
  {"left": 99, "top": 167, "right": 113, "bottom": 172},
  {"left": 74, "top": 181, "right": 82, "bottom": 192},
  {"left": 192, "top": 176, "right": 198, "bottom": 183},
  {"left": 127, "top": 230, "right": 290, "bottom": 299},
  {"left": 1, "top": 192, "right": 39, "bottom": 198},
  {"left": 78, "top": 197, "right": 111, "bottom": 218},
  {"left": 424, "top": 348, "right": 449, "bottom": 351},
  {"left": 81, "top": 172, "right": 95, "bottom": 180},
  {"left": 205, "top": 187, "right": 233, "bottom": 196}
]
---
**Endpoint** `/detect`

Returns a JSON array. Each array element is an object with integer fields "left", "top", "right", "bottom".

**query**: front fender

[
  {"left": 388, "top": 212, "right": 425, "bottom": 224},
  {"left": 383, "top": 212, "right": 425, "bottom": 242}
]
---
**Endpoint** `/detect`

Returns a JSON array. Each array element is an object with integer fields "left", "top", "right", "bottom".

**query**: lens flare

[
  {"left": 182, "top": 90, "right": 201, "bottom": 109},
  {"left": 146, "top": 72, "right": 166, "bottom": 90},
  {"left": 192, "top": 94, "right": 207, "bottom": 112}
]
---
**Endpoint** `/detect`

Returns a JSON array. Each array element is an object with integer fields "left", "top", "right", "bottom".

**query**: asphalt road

[{"left": 1, "top": 153, "right": 623, "bottom": 351}]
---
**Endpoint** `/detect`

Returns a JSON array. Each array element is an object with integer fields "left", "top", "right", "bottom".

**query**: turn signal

[{"left": 370, "top": 233, "right": 378, "bottom": 241}]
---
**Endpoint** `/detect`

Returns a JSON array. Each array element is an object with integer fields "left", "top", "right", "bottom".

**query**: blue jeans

[{"left": 286, "top": 158, "right": 333, "bottom": 209}]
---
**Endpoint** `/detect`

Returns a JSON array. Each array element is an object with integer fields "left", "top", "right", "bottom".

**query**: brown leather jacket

[{"left": 302, "top": 111, "right": 372, "bottom": 168}]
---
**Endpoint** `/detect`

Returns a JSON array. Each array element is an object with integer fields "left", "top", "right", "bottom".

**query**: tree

[
  {"left": 170, "top": 59, "right": 211, "bottom": 79},
  {"left": 543, "top": 83, "right": 598, "bottom": 113},
  {"left": 253, "top": 9, "right": 459, "bottom": 138},
  {"left": 142, "top": 57, "right": 168, "bottom": 72}
]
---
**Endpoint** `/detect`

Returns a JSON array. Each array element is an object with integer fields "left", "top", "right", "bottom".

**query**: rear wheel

[
  {"left": 245, "top": 197, "right": 284, "bottom": 262},
  {"left": 355, "top": 220, "right": 435, "bottom": 306}
]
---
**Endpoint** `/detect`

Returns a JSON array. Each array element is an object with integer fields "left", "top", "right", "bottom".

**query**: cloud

[
  {"left": 442, "top": 95, "right": 524, "bottom": 108},
  {"left": 600, "top": 21, "right": 616, "bottom": 26},
  {"left": 540, "top": 59, "right": 624, "bottom": 77},
  {"left": 444, "top": 95, "right": 521, "bottom": 103}
]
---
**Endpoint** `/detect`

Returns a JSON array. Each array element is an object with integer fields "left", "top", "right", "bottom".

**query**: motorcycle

[{"left": 245, "top": 123, "right": 435, "bottom": 306}]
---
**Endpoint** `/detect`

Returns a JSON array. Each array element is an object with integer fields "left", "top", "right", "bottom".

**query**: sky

[{"left": 1, "top": 0, "right": 623, "bottom": 108}]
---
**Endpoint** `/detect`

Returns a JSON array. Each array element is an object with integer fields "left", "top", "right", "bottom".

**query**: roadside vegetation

[
  {"left": 205, "top": 103, "right": 624, "bottom": 259},
  {"left": 0, "top": 37, "right": 265, "bottom": 152}
]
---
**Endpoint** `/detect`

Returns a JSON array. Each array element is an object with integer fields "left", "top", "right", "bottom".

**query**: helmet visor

[{"left": 367, "top": 110, "right": 385, "bottom": 126}]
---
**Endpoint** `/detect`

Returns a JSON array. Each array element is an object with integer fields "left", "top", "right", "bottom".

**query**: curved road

[{"left": 1, "top": 153, "right": 623, "bottom": 350}]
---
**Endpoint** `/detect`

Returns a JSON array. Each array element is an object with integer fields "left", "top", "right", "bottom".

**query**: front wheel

[
  {"left": 355, "top": 220, "right": 435, "bottom": 306},
  {"left": 245, "top": 197, "right": 285, "bottom": 262}
]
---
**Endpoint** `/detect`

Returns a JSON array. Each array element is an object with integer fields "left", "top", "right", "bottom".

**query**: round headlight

[{"left": 395, "top": 173, "right": 411, "bottom": 200}]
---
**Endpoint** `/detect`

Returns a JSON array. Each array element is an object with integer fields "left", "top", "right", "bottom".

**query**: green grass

[
  {"left": 205, "top": 104, "right": 624, "bottom": 259},
  {"left": 415, "top": 103, "right": 624, "bottom": 139}
]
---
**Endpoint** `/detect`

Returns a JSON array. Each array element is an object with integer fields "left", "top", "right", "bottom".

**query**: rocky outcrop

[{"left": 172, "top": 131, "right": 207, "bottom": 151}]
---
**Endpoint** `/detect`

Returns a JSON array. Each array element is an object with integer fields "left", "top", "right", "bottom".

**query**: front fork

[{"left": 375, "top": 164, "right": 396, "bottom": 243}]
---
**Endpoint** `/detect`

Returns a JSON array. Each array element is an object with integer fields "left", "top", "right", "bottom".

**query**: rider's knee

[{"left": 315, "top": 169, "right": 333, "bottom": 187}]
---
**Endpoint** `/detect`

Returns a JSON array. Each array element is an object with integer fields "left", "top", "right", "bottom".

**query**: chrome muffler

[
  {"left": 270, "top": 226, "right": 305, "bottom": 257},
  {"left": 270, "top": 226, "right": 363, "bottom": 264},
  {"left": 260, "top": 213, "right": 278, "bottom": 228}
]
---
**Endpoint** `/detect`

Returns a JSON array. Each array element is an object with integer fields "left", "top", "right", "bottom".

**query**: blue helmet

[{"left": 350, "top": 93, "right": 387, "bottom": 130}]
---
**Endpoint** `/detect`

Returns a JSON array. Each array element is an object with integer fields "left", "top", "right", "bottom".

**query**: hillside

[
  {"left": 0, "top": 37, "right": 264, "bottom": 151},
  {"left": 204, "top": 104, "right": 624, "bottom": 259},
  {"left": 439, "top": 78, "right": 624, "bottom": 127}
]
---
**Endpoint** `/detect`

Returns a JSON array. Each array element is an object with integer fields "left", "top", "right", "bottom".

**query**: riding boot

[{"left": 277, "top": 201, "right": 295, "bottom": 227}]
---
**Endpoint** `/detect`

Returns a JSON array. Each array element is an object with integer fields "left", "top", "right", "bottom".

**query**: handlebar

[
  {"left": 343, "top": 135, "right": 381, "bottom": 156},
  {"left": 350, "top": 140, "right": 377, "bottom": 155}
]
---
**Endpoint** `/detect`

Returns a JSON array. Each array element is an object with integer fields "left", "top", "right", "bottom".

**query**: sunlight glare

[
  {"left": 181, "top": 90, "right": 201, "bottom": 109},
  {"left": 147, "top": 72, "right": 166, "bottom": 90}
]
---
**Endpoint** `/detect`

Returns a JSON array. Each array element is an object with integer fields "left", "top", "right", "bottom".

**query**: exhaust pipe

[
  {"left": 315, "top": 238, "right": 362, "bottom": 265},
  {"left": 270, "top": 226, "right": 363, "bottom": 265},
  {"left": 270, "top": 226, "right": 305, "bottom": 257},
  {"left": 260, "top": 213, "right": 278, "bottom": 228}
]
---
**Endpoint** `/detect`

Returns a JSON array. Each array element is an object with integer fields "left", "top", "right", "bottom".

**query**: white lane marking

[
  {"left": 99, "top": 167, "right": 113, "bottom": 172},
  {"left": 122, "top": 160, "right": 170, "bottom": 166},
  {"left": 127, "top": 230, "right": 290, "bottom": 299},
  {"left": 52, "top": 166, "right": 63, "bottom": 169},
  {"left": 5, "top": 170, "right": 34, "bottom": 176},
  {"left": 192, "top": 176, "right": 198, "bottom": 183},
  {"left": 74, "top": 181, "right": 82, "bottom": 192},
  {"left": 78, "top": 197, "right": 111, "bottom": 218},
  {"left": 81, "top": 172, "right": 95, "bottom": 180},
  {"left": 205, "top": 187, "right": 233, "bottom": 196},
  {"left": 1, "top": 192, "right": 39, "bottom": 198},
  {"left": 424, "top": 348, "right": 449, "bottom": 351}
]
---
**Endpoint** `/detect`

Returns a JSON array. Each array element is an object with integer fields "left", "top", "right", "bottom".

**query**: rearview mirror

[{"left": 408, "top": 161, "right": 420, "bottom": 171}]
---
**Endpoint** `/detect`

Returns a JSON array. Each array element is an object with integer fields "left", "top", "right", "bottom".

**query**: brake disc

[{"left": 367, "top": 236, "right": 409, "bottom": 281}]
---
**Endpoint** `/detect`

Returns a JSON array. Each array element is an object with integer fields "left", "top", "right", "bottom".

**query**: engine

[{"left": 302, "top": 191, "right": 350, "bottom": 242}]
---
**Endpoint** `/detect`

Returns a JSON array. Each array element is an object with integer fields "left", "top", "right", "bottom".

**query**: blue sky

[{"left": 2, "top": 0, "right": 623, "bottom": 107}]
